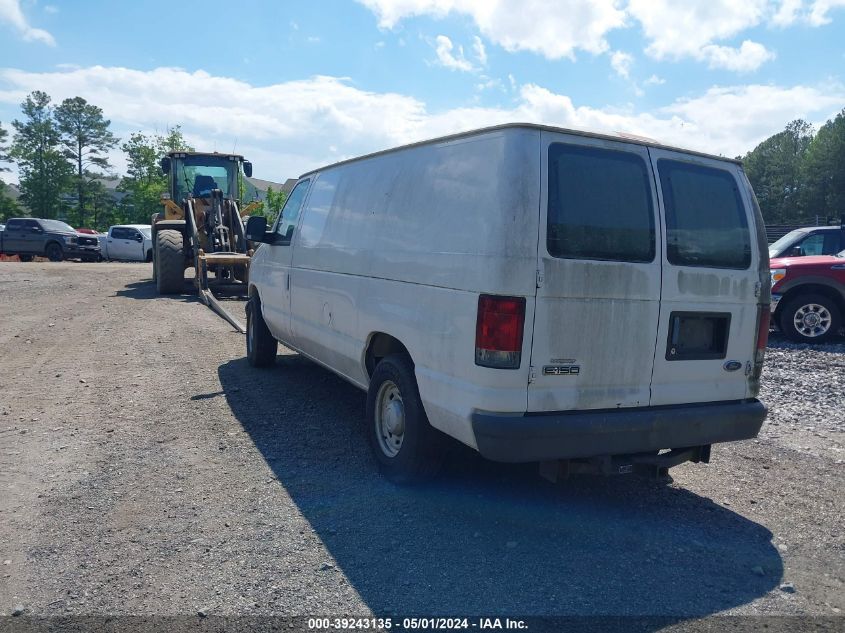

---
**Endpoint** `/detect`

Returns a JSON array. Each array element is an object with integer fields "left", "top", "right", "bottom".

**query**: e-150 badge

[{"left": 543, "top": 364, "right": 580, "bottom": 375}]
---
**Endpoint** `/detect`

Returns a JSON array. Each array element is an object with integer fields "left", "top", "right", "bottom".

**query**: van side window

[
  {"left": 274, "top": 179, "right": 310, "bottom": 242},
  {"left": 547, "top": 143, "right": 655, "bottom": 263},
  {"left": 658, "top": 160, "right": 751, "bottom": 269}
]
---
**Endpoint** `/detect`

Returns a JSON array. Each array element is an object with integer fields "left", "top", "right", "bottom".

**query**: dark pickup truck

[{"left": 0, "top": 217, "right": 100, "bottom": 262}]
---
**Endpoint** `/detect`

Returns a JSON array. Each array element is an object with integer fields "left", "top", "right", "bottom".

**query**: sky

[{"left": 1, "top": 0, "right": 844, "bottom": 184}]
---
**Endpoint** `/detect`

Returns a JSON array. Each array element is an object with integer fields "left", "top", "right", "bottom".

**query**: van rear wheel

[{"left": 366, "top": 354, "right": 443, "bottom": 483}]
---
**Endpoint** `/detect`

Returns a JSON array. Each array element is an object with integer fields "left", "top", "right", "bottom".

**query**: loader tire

[{"left": 155, "top": 229, "right": 185, "bottom": 295}]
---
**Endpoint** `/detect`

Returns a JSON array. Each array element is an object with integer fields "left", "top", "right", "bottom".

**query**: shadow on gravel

[
  {"left": 116, "top": 279, "right": 200, "bottom": 304},
  {"left": 218, "top": 355, "right": 782, "bottom": 623}
]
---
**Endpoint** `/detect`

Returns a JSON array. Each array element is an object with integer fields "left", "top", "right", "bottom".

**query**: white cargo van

[{"left": 244, "top": 124, "right": 769, "bottom": 482}]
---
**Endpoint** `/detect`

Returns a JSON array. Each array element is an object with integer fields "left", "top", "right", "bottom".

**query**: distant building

[{"left": 243, "top": 176, "right": 297, "bottom": 202}]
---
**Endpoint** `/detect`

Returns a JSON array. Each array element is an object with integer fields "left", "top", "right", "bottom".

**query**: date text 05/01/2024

[{"left": 307, "top": 617, "right": 528, "bottom": 630}]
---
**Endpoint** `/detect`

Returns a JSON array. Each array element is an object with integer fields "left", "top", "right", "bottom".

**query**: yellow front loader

[{"left": 151, "top": 151, "right": 261, "bottom": 333}]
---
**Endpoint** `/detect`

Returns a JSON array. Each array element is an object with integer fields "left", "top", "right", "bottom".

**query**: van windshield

[{"left": 658, "top": 160, "right": 751, "bottom": 269}]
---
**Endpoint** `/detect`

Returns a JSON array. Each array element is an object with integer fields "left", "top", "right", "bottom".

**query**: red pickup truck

[{"left": 770, "top": 249, "right": 845, "bottom": 342}]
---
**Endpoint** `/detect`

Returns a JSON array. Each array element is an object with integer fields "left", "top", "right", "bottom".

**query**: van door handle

[
  {"left": 286, "top": 274, "right": 290, "bottom": 290},
  {"left": 832, "top": 264, "right": 845, "bottom": 270}
]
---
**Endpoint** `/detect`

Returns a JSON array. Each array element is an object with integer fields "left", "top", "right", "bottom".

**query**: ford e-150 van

[{"left": 244, "top": 124, "right": 770, "bottom": 482}]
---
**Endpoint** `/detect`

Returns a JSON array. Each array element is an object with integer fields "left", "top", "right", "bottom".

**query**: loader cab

[{"left": 160, "top": 152, "right": 253, "bottom": 203}]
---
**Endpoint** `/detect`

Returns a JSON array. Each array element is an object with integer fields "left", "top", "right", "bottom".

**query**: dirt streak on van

[{"left": 244, "top": 123, "right": 770, "bottom": 483}]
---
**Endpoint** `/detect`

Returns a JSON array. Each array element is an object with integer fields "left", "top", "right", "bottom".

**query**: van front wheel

[
  {"left": 366, "top": 354, "right": 443, "bottom": 483},
  {"left": 246, "top": 294, "right": 277, "bottom": 367}
]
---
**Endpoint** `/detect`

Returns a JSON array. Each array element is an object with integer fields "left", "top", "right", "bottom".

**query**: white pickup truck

[{"left": 98, "top": 225, "right": 153, "bottom": 262}]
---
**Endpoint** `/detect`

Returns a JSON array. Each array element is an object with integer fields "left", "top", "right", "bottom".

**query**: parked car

[
  {"left": 244, "top": 123, "right": 769, "bottom": 482},
  {"left": 768, "top": 225, "right": 844, "bottom": 259},
  {"left": 0, "top": 217, "right": 100, "bottom": 262},
  {"left": 770, "top": 249, "right": 845, "bottom": 342},
  {"left": 99, "top": 225, "right": 153, "bottom": 262}
]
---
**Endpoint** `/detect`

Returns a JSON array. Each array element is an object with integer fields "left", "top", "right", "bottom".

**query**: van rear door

[
  {"left": 528, "top": 132, "right": 662, "bottom": 412},
  {"left": 647, "top": 149, "right": 762, "bottom": 405}
]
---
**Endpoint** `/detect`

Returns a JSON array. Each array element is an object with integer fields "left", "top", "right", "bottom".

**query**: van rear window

[
  {"left": 547, "top": 143, "right": 655, "bottom": 263},
  {"left": 658, "top": 160, "right": 751, "bottom": 269}
]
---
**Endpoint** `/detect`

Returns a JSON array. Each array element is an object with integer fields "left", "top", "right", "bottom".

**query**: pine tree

[
  {"left": 55, "top": 97, "right": 118, "bottom": 227},
  {"left": 10, "top": 91, "right": 71, "bottom": 219}
]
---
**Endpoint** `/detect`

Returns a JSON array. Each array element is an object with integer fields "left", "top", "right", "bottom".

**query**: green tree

[
  {"left": 244, "top": 185, "right": 288, "bottom": 224},
  {"left": 10, "top": 91, "right": 71, "bottom": 219},
  {"left": 264, "top": 185, "right": 288, "bottom": 223},
  {"left": 88, "top": 179, "right": 117, "bottom": 230},
  {"left": 117, "top": 126, "right": 193, "bottom": 224},
  {"left": 55, "top": 97, "right": 118, "bottom": 227},
  {"left": 0, "top": 122, "right": 21, "bottom": 220},
  {"left": 0, "top": 122, "right": 10, "bottom": 166},
  {"left": 799, "top": 108, "right": 845, "bottom": 222},
  {"left": 743, "top": 119, "right": 814, "bottom": 224}
]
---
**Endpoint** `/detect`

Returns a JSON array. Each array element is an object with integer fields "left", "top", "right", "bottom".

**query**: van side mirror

[
  {"left": 243, "top": 161, "right": 253, "bottom": 178},
  {"left": 160, "top": 157, "right": 171, "bottom": 174},
  {"left": 245, "top": 215, "right": 275, "bottom": 244},
  {"left": 789, "top": 246, "right": 802, "bottom": 257}
]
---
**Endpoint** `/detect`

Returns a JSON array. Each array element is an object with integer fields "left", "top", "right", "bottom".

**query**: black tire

[
  {"left": 19, "top": 255, "right": 33, "bottom": 262},
  {"left": 146, "top": 249, "right": 153, "bottom": 263},
  {"left": 779, "top": 293, "right": 841, "bottom": 343},
  {"left": 246, "top": 294, "right": 277, "bottom": 367},
  {"left": 155, "top": 229, "right": 185, "bottom": 295},
  {"left": 366, "top": 354, "right": 444, "bottom": 484},
  {"left": 45, "top": 242, "right": 63, "bottom": 262}
]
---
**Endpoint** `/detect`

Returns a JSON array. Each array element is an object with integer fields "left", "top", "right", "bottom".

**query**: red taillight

[{"left": 475, "top": 294, "right": 526, "bottom": 369}]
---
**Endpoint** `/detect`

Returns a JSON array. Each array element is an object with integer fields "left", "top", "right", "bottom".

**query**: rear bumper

[{"left": 471, "top": 399, "right": 767, "bottom": 463}]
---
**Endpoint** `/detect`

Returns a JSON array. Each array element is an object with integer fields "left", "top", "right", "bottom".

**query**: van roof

[{"left": 299, "top": 122, "right": 742, "bottom": 178}]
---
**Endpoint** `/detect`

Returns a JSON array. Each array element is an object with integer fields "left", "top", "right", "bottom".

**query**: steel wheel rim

[
  {"left": 375, "top": 380, "right": 405, "bottom": 458},
  {"left": 793, "top": 303, "right": 831, "bottom": 338}
]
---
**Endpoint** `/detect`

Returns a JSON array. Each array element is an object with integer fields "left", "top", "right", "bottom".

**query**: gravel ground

[{"left": 0, "top": 262, "right": 842, "bottom": 630}]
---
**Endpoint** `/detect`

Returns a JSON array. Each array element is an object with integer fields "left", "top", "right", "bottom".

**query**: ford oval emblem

[{"left": 724, "top": 360, "right": 742, "bottom": 372}]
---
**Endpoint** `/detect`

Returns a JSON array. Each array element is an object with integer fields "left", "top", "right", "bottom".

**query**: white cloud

[
  {"left": 807, "top": 0, "right": 845, "bottom": 24},
  {"left": 1, "top": 65, "right": 842, "bottom": 180},
  {"left": 472, "top": 35, "right": 487, "bottom": 65},
  {"left": 768, "top": 0, "right": 845, "bottom": 26},
  {"left": 610, "top": 50, "right": 633, "bottom": 79},
  {"left": 44, "top": 5, "right": 59, "bottom": 14},
  {"left": 700, "top": 40, "right": 776, "bottom": 71},
  {"left": 644, "top": 74, "right": 665, "bottom": 85},
  {"left": 0, "top": 0, "right": 56, "bottom": 45},
  {"left": 358, "top": 0, "right": 626, "bottom": 59},
  {"left": 771, "top": 0, "right": 803, "bottom": 26},
  {"left": 627, "top": 0, "right": 777, "bottom": 71},
  {"left": 433, "top": 35, "right": 474, "bottom": 71},
  {"left": 359, "top": 0, "right": 843, "bottom": 71},
  {"left": 628, "top": 0, "right": 767, "bottom": 58}
]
